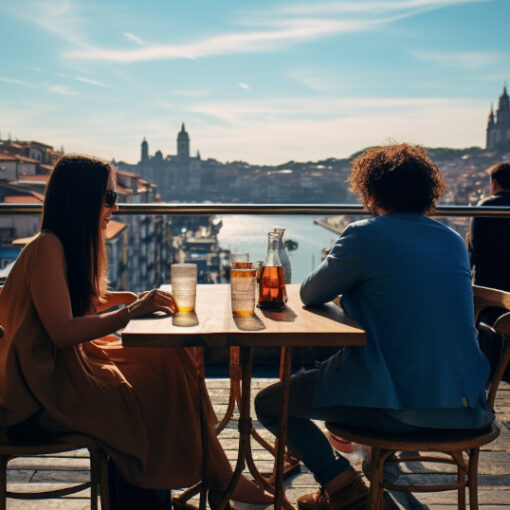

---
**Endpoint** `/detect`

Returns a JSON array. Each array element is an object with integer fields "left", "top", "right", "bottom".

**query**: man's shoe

[{"left": 297, "top": 476, "right": 368, "bottom": 510}]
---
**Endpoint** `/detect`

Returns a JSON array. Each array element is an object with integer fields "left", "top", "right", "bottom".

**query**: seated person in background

[
  {"left": 255, "top": 144, "right": 492, "bottom": 510},
  {"left": 469, "top": 162, "right": 510, "bottom": 320},
  {"left": 0, "top": 155, "right": 271, "bottom": 510},
  {"left": 468, "top": 161, "right": 510, "bottom": 382}
]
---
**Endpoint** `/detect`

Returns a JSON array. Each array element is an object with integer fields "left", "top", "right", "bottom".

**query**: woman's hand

[{"left": 127, "top": 289, "right": 177, "bottom": 318}]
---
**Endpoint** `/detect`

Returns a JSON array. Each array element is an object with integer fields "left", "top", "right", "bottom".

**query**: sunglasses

[{"left": 104, "top": 189, "right": 118, "bottom": 208}]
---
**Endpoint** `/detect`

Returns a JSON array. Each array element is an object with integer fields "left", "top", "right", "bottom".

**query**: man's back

[
  {"left": 302, "top": 213, "right": 489, "bottom": 411},
  {"left": 470, "top": 192, "right": 510, "bottom": 291}
]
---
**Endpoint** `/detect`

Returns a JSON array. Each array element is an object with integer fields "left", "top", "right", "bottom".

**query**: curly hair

[{"left": 348, "top": 144, "right": 446, "bottom": 214}]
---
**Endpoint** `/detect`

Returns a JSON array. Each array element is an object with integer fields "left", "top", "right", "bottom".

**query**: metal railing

[{"left": 2, "top": 203, "right": 510, "bottom": 217}]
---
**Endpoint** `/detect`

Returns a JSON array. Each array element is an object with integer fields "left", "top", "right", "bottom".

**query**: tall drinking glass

[
  {"left": 171, "top": 263, "right": 197, "bottom": 312},
  {"left": 230, "top": 268, "right": 257, "bottom": 316}
]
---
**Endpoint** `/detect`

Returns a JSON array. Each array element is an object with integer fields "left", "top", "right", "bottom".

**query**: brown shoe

[{"left": 297, "top": 477, "right": 368, "bottom": 510}]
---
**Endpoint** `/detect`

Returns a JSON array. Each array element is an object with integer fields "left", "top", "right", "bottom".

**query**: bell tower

[
  {"left": 177, "top": 123, "right": 190, "bottom": 160},
  {"left": 140, "top": 137, "right": 149, "bottom": 162}
]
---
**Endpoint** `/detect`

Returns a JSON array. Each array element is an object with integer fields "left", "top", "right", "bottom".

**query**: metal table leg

[
  {"left": 273, "top": 346, "right": 295, "bottom": 510},
  {"left": 215, "top": 346, "right": 255, "bottom": 510}
]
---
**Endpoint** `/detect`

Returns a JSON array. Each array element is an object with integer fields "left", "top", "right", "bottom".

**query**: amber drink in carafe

[{"left": 258, "top": 232, "right": 287, "bottom": 310}]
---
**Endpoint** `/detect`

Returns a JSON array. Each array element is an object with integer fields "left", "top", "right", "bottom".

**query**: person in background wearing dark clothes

[{"left": 469, "top": 162, "right": 510, "bottom": 382}]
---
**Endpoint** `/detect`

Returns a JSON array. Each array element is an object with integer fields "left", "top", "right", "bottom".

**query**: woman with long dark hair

[{"left": 0, "top": 155, "right": 271, "bottom": 509}]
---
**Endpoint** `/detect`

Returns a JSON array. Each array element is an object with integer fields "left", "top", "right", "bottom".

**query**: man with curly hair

[{"left": 255, "top": 144, "right": 492, "bottom": 510}]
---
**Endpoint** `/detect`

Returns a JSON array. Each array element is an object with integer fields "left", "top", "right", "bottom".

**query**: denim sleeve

[{"left": 300, "top": 224, "right": 362, "bottom": 306}]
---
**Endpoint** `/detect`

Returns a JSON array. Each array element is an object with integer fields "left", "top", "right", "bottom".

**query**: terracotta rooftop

[
  {"left": 117, "top": 169, "right": 140, "bottom": 178},
  {"left": 14, "top": 155, "right": 39, "bottom": 164},
  {"left": 3, "top": 195, "right": 44, "bottom": 204},
  {"left": 17, "top": 174, "right": 50, "bottom": 182},
  {"left": 29, "top": 141, "right": 54, "bottom": 149},
  {"left": 12, "top": 234, "right": 38, "bottom": 245},
  {"left": 0, "top": 153, "right": 17, "bottom": 161},
  {"left": 116, "top": 186, "right": 132, "bottom": 196},
  {"left": 105, "top": 220, "right": 126, "bottom": 240}
]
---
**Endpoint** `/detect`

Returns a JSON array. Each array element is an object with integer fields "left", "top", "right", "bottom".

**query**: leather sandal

[{"left": 297, "top": 476, "right": 368, "bottom": 510}]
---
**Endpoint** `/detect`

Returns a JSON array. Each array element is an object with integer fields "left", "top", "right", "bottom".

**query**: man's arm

[{"left": 300, "top": 224, "right": 362, "bottom": 306}]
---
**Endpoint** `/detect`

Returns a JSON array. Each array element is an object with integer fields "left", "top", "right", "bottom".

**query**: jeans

[{"left": 254, "top": 368, "right": 423, "bottom": 486}]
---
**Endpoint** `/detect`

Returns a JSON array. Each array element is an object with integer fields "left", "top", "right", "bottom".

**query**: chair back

[
  {"left": 473, "top": 285, "right": 510, "bottom": 323},
  {"left": 473, "top": 285, "right": 510, "bottom": 412},
  {"left": 486, "top": 312, "right": 510, "bottom": 410}
]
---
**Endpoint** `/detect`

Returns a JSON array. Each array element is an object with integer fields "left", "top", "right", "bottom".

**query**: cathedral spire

[
  {"left": 489, "top": 102, "right": 495, "bottom": 122},
  {"left": 498, "top": 83, "right": 509, "bottom": 112}
]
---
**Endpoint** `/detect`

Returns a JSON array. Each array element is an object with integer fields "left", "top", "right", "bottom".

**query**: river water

[{"left": 217, "top": 215, "right": 341, "bottom": 283}]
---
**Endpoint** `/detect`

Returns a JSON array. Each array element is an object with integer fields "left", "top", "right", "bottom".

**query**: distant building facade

[
  {"left": 136, "top": 124, "right": 202, "bottom": 201},
  {"left": 0, "top": 138, "right": 172, "bottom": 291},
  {"left": 487, "top": 85, "right": 510, "bottom": 151}
]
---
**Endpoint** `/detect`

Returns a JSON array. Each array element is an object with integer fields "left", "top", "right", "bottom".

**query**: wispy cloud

[
  {"left": 2, "top": 0, "right": 90, "bottom": 48},
  {"left": 239, "top": 82, "right": 251, "bottom": 90},
  {"left": 0, "top": 77, "right": 30, "bottom": 86},
  {"left": 3, "top": 0, "right": 491, "bottom": 65},
  {"left": 48, "top": 84, "right": 79, "bottom": 96},
  {"left": 170, "top": 89, "right": 211, "bottom": 96},
  {"left": 61, "top": 0, "right": 490, "bottom": 63},
  {"left": 187, "top": 95, "right": 483, "bottom": 126},
  {"left": 123, "top": 32, "right": 145, "bottom": 46},
  {"left": 287, "top": 70, "right": 334, "bottom": 92},
  {"left": 281, "top": 0, "right": 490, "bottom": 15},
  {"left": 75, "top": 76, "right": 114, "bottom": 88},
  {"left": 66, "top": 19, "right": 368, "bottom": 62},
  {"left": 412, "top": 50, "right": 503, "bottom": 69}
]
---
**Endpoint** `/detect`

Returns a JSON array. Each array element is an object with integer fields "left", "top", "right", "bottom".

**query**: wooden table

[{"left": 122, "top": 284, "right": 365, "bottom": 510}]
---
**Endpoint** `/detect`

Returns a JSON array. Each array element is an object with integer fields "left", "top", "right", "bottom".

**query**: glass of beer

[
  {"left": 230, "top": 268, "right": 257, "bottom": 317},
  {"left": 171, "top": 263, "right": 197, "bottom": 312}
]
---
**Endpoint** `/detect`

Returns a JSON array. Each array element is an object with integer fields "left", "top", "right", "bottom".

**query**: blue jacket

[{"left": 301, "top": 213, "right": 490, "bottom": 411}]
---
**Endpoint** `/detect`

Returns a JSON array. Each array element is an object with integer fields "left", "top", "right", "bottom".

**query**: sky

[{"left": 0, "top": 0, "right": 508, "bottom": 165}]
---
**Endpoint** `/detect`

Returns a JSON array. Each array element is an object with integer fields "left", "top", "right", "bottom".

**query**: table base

[{"left": 173, "top": 346, "right": 298, "bottom": 510}]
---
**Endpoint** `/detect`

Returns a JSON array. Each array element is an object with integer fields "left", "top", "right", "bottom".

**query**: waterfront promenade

[{"left": 4, "top": 378, "right": 510, "bottom": 509}]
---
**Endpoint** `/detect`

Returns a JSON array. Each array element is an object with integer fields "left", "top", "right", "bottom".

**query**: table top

[{"left": 122, "top": 284, "right": 365, "bottom": 348}]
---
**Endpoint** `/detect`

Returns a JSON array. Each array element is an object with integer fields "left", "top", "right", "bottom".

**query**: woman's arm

[
  {"left": 31, "top": 234, "right": 176, "bottom": 349},
  {"left": 94, "top": 291, "right": 138, "bottom": 313}
]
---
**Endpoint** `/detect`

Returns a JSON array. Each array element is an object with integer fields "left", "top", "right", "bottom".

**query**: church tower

[
  {"left": 486, "top": 85, "right": 510, "bottom": 151},
  {"left": 177, "top": 123, "right": 190, "bottom": 160},
  {"left": 140, "top": 137, "right": 149, "bottom": 163}
]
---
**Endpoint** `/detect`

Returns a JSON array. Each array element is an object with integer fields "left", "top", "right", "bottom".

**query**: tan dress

[{"left": 0, "top": 235, "right": 214, "bottom": 489}]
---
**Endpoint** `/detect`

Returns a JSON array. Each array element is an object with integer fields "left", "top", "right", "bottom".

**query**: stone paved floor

[{"left": 4, "top": 379, "right": 510, "bottom": 509}]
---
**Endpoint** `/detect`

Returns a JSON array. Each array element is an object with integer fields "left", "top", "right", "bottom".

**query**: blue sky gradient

[{"left": 0, "top": 0, "right": 508, "bottom": 164}]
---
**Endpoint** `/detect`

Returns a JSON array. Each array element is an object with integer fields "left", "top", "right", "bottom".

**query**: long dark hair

[{"left": 41, "top": 154, "right": 110, "bottom": 316}]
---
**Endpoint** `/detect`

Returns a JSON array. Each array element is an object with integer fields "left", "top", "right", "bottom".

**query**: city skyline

[{"left": 0, "top": 0, "right": 508, "bottom": 165}]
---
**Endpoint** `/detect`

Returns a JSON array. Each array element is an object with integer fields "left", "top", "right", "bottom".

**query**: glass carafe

[
  {"left": 274, "top": 227, "right": 291, "bottom": 284},
  {"left": 258, "top": 232, "right": 288, "bottom": 310}
]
